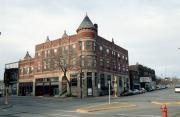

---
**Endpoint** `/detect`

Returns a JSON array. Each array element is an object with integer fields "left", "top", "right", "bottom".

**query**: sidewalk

[
  {"left": 0, "top": 103, "right": 12, "bottom": 110},
  {"left": 76, "top": 102, "right": 136, "bottom": 113}
]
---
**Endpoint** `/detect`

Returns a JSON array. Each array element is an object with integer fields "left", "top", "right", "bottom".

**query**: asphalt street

[{"left": 0, "top": 88, "right": 179, "bottom": 117}]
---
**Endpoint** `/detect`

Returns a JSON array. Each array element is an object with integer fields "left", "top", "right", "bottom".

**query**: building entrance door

[{"left": 87, "top": 77, "right": 93, "bottom": 96}]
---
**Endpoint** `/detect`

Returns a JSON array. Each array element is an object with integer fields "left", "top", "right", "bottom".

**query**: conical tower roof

[
  {"left": 24, "top": 51, "right": 32, "bottom": 60},
  {"left": 62, "top": 30, "right": 68, "bottom": 38},
  {"left": 45, "top": 36, "right": 50, "bottom": 42},
  {"left": 77, "top": 15, "right": 96, "bottom": 32}
]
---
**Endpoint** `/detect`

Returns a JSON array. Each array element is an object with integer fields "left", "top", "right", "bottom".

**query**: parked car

[
  {"left": 133, "top": 89, "right": 140, "bottom": 95},
  {"left": 139, "top": 88, "right": 146, "bottom": 93},
  {"left": 175, "top": 85, "right": 180, "bottom": 93},
  {"left": 121, "top": 90, "right": 133, "bottom": 96},
  {"left": 0, "top": 91, "right": 2, "bottom": 97}
]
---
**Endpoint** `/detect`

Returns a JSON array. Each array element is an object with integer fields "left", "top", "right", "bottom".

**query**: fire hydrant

[{"left": 161, "top": 104, "right": 168, "bottom": 117}]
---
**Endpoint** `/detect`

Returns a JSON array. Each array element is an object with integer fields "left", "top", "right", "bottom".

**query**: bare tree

[
  {"left": 55, "top": 45, "right": 79, "bottom": 97},
  {"left": 58, "top": 58, "right": 72, "bottom": 96}
]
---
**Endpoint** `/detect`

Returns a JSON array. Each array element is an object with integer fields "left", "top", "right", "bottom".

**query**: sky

[{"left": 0, "top": 0, "right": 180, "bottom": 79}]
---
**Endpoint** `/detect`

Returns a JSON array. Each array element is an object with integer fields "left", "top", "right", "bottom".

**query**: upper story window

[
  {"left": 86, "top": 40, "right": 92, "bottom": 50},
  {"left": 37, "top": 63, "right": 41, "bottom": 72},
  {"left": 99, "top": 46, "right": 103, "bottom": 51},
  {"left": 122, "top": 55, "right": 125, "bottom": 60},
  {"left": 107, "top": 60, "right": 109, "bottom": 64},
  {"left": 125, "top": 56, "right": 128, "bottom": 61},
  {"left": 37, "top": 52, "right": 41, "bottom": 57},
  {"left": 81, "top": 56, "right": 85, "bottom": 67},
  {"left": 45, "top": 49, "right": 51, "bottom": 58},
  {"left": 100, "top": 58, "right": 103, "bottom": 66},
  {"left": 48, "top": 50, "right": 50, "bottom": 55},
  {"left": 118, "top": 63, "right": 121, "bottom": 71},
  {"left": 54, "top": 48, "right": 57, "bottom": 53},
  {"left": 29, "top": 66, "right": 33, "bottom": 74},
  {"left": 45, "top": 51, "right": 47, "bottom": 57},
  {"left": 106, "top": 49, "right": 109, "bottom": 54},
  {"left": 93, "top": 42, "right": 96, "bottom": 51},
  {"left": 72, "top": 44, "right": 76, "bottom": 49},
  {"left": 80, "top": 41, "right": 85, "bottom": 50}
]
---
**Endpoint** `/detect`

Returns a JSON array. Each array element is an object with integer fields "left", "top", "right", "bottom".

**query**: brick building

[
  {"left": 129, "top": 64, "right": 156, "bottom": 91},
  {"left": 18, "top": 15, "right": 129, "bottom": 97}
]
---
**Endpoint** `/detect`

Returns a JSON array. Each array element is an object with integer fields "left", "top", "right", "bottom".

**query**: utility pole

[
  {"left": 80, "top": 41, "right": 83, "bottom": 99},
  {"left": 108, "top": 81, "right": 111, "bottom": 104}
]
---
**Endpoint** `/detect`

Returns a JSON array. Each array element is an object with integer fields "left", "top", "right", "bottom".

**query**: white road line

[
  {"left": 60, "top": 115, "right": 80, "bottom": 117},
  {"left": 54, "top": 109, "right": 104, "bottom": 115},
  {"left": 50, "top": 113, "right": 80, "bottom": 117},
  {"left": 60, "top": 110, "right": 77, "bottom": 113}
]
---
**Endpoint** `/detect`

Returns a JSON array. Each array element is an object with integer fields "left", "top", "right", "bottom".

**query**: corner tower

[
  {"left": 77, "top": 15, "right": 98, "bottom": 97},
  {"left": 77, "top": 15, "right": 97, "bottom": 39}
]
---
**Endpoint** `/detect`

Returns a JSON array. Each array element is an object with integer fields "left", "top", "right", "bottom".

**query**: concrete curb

[
  {"left": 76, "top": 103, "right": 136, "bottom": 113},
  {"left": 151, "top": 101, "right": 180, "bottom": 105},
  {"left": 0, "top": 104, "right": 12, "bottom": 110}
]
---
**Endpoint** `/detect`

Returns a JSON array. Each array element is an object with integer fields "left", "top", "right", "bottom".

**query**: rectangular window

[
  {"left": 86, "top": 40, "right": 92, "bottom": 50},
  {"left": 99, "top": 46, "right": 103, "bottom": 51},
  {"left": 81, "top": 56, "right": 85, "bottom": 67},
  {"left": 70, "top": 73, "right": 78, "bottom": 86},
  {"left": 95, "top": 73, "right": 98, "bottom": 87},
  {"left": 87, "top": 72, "right": 92, "bottom": 88},
  {"left": 54, "top": 48, "right": 57, "bottom": 54},
  {"left": 100, "top": 58, "right": 103, "bottom": 66},
  {"left": 106, "top": 49, "right": 109, "bottom": 54},
  {"left": 100, "top": 74, "right": 105, "bottom": 87},
  {"left": 82, "top": 41, "right": 85, "bottom": 50}
]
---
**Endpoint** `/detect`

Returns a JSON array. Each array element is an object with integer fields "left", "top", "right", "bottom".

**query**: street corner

[
  {"left": 0, "top": 104, "right": 12, "bottom": 110},
  {"left": 76, "top": 102, "right": 137, "bottom": 113},
  {"left": 151, "top": 101, "right": 180, "bottom": 106}
]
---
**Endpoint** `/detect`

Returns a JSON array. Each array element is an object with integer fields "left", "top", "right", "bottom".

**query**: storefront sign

[{"left": 140, "top": 77, "right": 152, "bottom": 83}]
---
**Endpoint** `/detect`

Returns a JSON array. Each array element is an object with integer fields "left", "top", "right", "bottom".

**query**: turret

[{"left": 76, "top": 15, "right": 97, "bottom": 39}]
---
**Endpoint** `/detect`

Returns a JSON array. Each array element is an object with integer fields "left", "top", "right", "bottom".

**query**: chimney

[{"left": 94, "top": 23, "right": 98, "bottom": 34}]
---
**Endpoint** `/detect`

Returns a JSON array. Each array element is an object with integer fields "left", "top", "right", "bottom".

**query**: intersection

[{"left": 0, "top": 88, "right": 180, "bottom": 117}]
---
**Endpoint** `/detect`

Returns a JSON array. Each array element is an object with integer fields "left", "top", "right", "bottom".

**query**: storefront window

[
  {"left": 95, "top": 73, "right": 98, "bottom": 87},
  {"left": 70, "top": 74, "right": 78, "bottom": 86},
  {"left": 87, "top": 72, "right": 92, "bottom": 88}
]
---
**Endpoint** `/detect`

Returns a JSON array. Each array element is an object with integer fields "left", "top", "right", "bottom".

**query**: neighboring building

[
  {"left": 4, "top": 62, "right": 19, "bottom": 95},
  {"left": 0, "top": 80, "right": 4, "bottom": 96},
  {"left": 18, "top": 15, "right": 129, "bottom": 97},
  {"left": 129, "top": 64, "right": 156, "bottom": 91}
]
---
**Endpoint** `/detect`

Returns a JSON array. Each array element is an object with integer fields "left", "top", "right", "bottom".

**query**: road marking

[
  {"left": 50, "top": 113, "right": 80, "bottom": 117},
  {"left": 151, "top": 101, "right": 180, "bottom": 105},
  {"left": 60, "top": 115, "right": 80, "bottom": 117},
  {"left": 116, "top": 114, "right": 161, "bottom": 117},
  {"left": 56, "top": 110, "right": 77, "bottom": 113}
]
